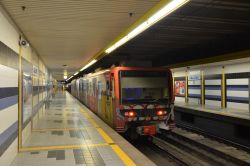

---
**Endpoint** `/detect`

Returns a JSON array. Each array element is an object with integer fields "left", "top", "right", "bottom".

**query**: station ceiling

[
  {"left": 1, "top": 0, "right": 250, "bottom": 80},
  {"left": 88, "top": 0, "right": 250, "bottom": 73},
  {"left": 1, "top": 0, "right": 159, "bottom": 79}
]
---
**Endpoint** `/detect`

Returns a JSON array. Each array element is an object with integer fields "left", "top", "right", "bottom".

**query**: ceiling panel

[
  {"left": 91, "top": 0, "right": 250, "bottom": 71},
  {"left": 1, "top": 0, "right": 159, "bottom": 79}
]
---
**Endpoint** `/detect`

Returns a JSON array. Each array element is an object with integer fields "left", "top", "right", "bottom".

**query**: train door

[
  {"left": 105, "top": 74, "right": 114, "bottom": 126},
  {"left": 110, "top": 74, "right": 114, "bottom": 127},
  {"left": 97, "top": 81, "right": 102, "bottom": 116}
]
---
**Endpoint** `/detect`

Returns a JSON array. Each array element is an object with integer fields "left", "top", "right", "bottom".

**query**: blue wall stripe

[
  {"left": 205, "top": 85, "right": 221, "bottom": 87},
  {"left": 205, "top": 95, "right": 221, "bottom": 101},
  {"left": 188, "top": 86, "right": 201, "bottom": 89},
  {"left": 205, "top": 86, "right": 221, "bottom": 90},
  {"left": 0, "top": 121, "right": 18, "bottom": 156},
  {"left": 227, "top": 87, "right": 249, "bottom": 91},
  {"left": 0, "top": 87, "right": 18, "bottom": 99},
  {"left": 188, "top": 94, "right": 201, "bottom": 98},
  {"left": 227, "top": 96, "right": 249, "bottom": 104},
  {"left": 226, "top": 85, "right": 248, "bottom": 88},
  {"left": 188, "top": 85, "right": 201, "bottom": 88},
  {"left": 0, "top": 95, "right": 18, "bottom": 110},
  {"left": 205, "top": 95, "right": 221, "bottom": 99}
]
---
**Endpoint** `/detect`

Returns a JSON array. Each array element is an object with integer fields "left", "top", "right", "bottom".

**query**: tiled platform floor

[
  {"left": 10, "top": 91, "right": 140, "bottom": 166},
  {"left": 175, "top": 102, "right": 250, "bottom": 120}
]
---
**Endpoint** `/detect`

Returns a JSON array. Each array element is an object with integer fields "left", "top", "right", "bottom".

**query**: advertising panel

[
  {"left": 23, "top": 73, "right": 32, "bottom": 123},
  {"left": 174, "top": 80, "right": 185, "bottom": 96}
]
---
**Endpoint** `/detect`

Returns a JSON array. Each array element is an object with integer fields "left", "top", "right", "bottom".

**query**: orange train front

[{"left": 71, "top": 67, "right": 175, "bottom": 138}]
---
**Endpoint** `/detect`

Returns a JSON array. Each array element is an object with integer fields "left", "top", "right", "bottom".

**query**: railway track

[
  {"left": 151, "top": 136, "right": 209, "bottom": 166},
  {"left": 132, "top": 126, "right": 250, "bottom": 166},
  {"left": 155, "top": 127, "right": 250, "bottom": 166},
  {"left": 176, "top": 122, "right": 250, "bottom": 152},
  {"left": 131, "top": 138, "right": 180, "bottom": 166}
]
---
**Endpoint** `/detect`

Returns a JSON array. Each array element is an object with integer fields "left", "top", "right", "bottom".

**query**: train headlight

[
  {"left": 125, "top": 111, "right": 136, "bottom": 117},
  {"left": 156, "top": 110, "right": 167, "bottom": 116}
]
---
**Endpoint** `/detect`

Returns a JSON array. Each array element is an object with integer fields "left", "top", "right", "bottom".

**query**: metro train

[{"left": 70, "top": 67, "right": 175, "bottom": 138}]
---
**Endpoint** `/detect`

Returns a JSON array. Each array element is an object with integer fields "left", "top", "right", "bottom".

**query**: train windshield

[{"left": 120, "top": 70, "right": 169, "bottom": 104}]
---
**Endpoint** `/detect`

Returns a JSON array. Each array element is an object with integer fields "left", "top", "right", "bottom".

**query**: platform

[
  {"left": 175, "top": 102, "right": 250, "bottom": 120},
  {"left": 174, "top": 102, "right": 250, "bottom": 147},
  {"left": 10, "top": 92, "right": 155, "bottom": 166}
]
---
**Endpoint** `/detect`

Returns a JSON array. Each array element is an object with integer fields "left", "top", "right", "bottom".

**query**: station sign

[{"left": 188, "top": 70, "right": 201, "bottom": 80}]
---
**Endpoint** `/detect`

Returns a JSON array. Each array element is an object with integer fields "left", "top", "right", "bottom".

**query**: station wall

[
  {"left": 172, "top": 56, "right": 250, "bottom": 112},
  {"left": 0, "top": 7, "right": 54, "bottom": 166}
]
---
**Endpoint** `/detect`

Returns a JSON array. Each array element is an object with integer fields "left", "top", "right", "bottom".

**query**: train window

[
  {"left": 120, "top": 71, "right": 169, "bottom": 104},
  {"left": 106, "top": 81, "right": 109, "bottom": 90},
  {"left": 111, "top": 79, "right": 115, "bottom": 98},
  {"left": 110, "top": 81, "right": 112, "bottom": 91}
]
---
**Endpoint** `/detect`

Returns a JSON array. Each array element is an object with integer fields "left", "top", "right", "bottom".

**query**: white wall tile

[
  {"left": 189, "top": 89, "right": 201, "bottom": 95},
  {"left": 227, "top": 79, "right": 248, "bottom": 85},
  {"left": 204, "top": 66, "right": 222, "bottom": 75},
  {"left": 0, "top": 8, "right": 19, "bottom": 53},
  {"left": 173, "top": 70, "right": 186, "bottom": 77},
  {"left": 0, "top": 104, "right": 18, "bottom": 133},
  {"left": 0, "top": 65, "right": 18, "bottom": 87},
  {"left": 205, "top": 79, "right": 221, "bottom": 85},
  {"left": 205, "top": 90, "right": 221, "bottom": 96},
  {"left": 188, "top": 80, "right": 201, "bottom": 85},
  {"left": 227, "top": 91, "right": 249, "bottom": 98},
  {"left": 0, "top": 138, "right": 18, "bottom": 166},
  {"left": 225, "top": 62, "right": 250, "bottom": 73}
]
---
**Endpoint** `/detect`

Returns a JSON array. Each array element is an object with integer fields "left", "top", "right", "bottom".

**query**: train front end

[{"left": 116, "top": 68, "right": 175, "bottom": 138}]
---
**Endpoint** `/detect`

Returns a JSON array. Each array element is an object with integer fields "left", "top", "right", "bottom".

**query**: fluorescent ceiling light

[
  {"left": 74, "top": 72, "right": 79, "bottom": 76},
  {"left": 66, "top": 76, "right": 73, "bottom": 81},
  {"left": 105, "top": 0, "right": 189, "bottom": 54},
  {"left": 80, "top": 59, "right": 97, "bottom": 71}
]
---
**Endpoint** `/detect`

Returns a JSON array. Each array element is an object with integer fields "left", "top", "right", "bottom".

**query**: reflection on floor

[{"left": 11, "top": 91, "right": 126, "bottom": 166}]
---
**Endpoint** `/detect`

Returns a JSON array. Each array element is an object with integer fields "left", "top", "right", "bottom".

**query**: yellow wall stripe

[{"left": 18, "top": 45, "right": 23, "bottom": 151}]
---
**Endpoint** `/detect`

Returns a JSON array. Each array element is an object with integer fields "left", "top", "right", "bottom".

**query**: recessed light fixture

[
  {"left": 105, "top": 0, "right": 189, "bottom": 54},
  {"left": 80, "top": 59, "right": 97, "bottom": 71}
]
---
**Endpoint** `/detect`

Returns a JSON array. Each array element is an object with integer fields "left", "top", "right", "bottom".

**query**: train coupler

[{"left": 136, "top": 125, "right": 157, "bottom": 136}]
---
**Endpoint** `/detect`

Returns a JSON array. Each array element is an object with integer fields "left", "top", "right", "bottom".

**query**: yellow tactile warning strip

[
  {"left": 19, "top": 143, "right": 110, "bottom": 152},
  {"left": 79, "top": 108, "right": 136, "bottom": 166},
  {"left": 21, "top": 109, "right": 136, "bottom": 165},
  {"left": 96, "top": 128, "right": 114, "bottom": 144},
  {"left": 32, "top": 128, "right": 87, "bottom": 132}
]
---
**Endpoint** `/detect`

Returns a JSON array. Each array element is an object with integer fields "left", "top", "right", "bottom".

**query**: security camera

[{"left": 19, "top": 36, "right": 29, "bottom": 47}]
